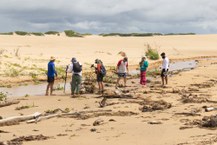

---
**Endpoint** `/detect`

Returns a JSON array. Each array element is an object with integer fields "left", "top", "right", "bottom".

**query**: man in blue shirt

[{"left": 46, "top": 56, "right": 57, "bottom": 96}]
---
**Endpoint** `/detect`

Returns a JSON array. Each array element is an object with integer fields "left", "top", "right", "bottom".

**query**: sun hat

[
  {"left": 95, "top": 59, "right": 99, "bottom": 63},
  {"left": 50, "top": 56, "right": 56, "bottom": 61}
]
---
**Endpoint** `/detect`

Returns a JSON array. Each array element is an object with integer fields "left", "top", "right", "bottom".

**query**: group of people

[{"left": 45, "top": 52, "right": 169, "bottom": 96}]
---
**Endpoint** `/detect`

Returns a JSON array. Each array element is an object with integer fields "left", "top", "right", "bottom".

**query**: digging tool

[{"left": 64, "top": 65, "right": 68, "bottom": 93}]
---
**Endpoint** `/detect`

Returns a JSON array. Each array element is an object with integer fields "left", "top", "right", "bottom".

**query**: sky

[{"left": 0, "top": 0, "right": 217, "bottom": 34}]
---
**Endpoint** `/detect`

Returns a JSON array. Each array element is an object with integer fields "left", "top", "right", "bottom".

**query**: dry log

[
  {"left": 0, "top": 100, "right": 20, "bottom": 108},
  {"left": 27, "top": 110, "right": 112, "bottom": 123},
  {"left": 0, "top": 112, "right": 41, "bottom": 126}
]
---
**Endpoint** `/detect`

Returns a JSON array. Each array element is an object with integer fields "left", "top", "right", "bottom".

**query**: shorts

[
  {"left": 118, "top": 73, "right": 127, "bottom": 78},
  {"left": 97, "top": 74, "right": 104, "bottom": 82},
  {"left": 47, "top": 76, "right": 55, "bottom": 83},
  {"left": 161, "top": 69, "right": 168, "bottom": 77}
]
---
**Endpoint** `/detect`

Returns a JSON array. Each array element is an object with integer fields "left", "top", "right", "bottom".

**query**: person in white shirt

[
  {"left": 115, "top": 57, "right": 129, "bottom": 88},
  {"left": 161, "top": 52, "right": 169, "bottom": 86},
  {"left": 67, "top": 57, "right": 82, "bottom": 96}
]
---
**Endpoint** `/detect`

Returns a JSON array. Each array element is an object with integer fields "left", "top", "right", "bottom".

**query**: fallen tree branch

[
  {"left": 0, "top": 100, "right": 20, "bottom": 108},
  {"left": 0, "top": 112, "right": 41, "bottom": 126}
]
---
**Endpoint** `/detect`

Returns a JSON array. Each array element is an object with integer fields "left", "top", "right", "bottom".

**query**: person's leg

[
  {"left": 101, "top": 82, "right": 104, "bottom": 92},
  {"left": 140, "top": 71, "right": 143, "bottom": 85},
  {"left": 161, "top": 77, "right": 165, "bottom": 86},
  {"left": 124, "top": 77, "right": 127, "bottom": 87},
  {"left": 46, "top": 83, "right": 50, "bottom": 95},
  {"left": 98, "top": 82, "right": 101, "bottom": 91},
  {"left": 165, "top": 76, "right": 168, "bottom": 85},
  {"left": 161, "top": 69, "right": 165, "bottom": 86},
  {"left": 76, "top": 76, "right": 81, "bottom": 94},
  {"left": 50, "top": 82, "right": 54, "bottom": 95},
  {"left": 71, "top": 75, "right": 76, "bottom": 95},
  {"left": 143, "top": 71, "right": 146, "bottom": 85},
  {"left": 116, "top": 77, "right": 121, "bottom": 88},
  {"left": 124, "top": 73, "right": 127, "bottom": 87}
]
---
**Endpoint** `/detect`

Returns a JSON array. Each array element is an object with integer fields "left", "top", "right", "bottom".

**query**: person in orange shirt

[{"left": 94, "top": 59, "right": 105, "bottom": 94}]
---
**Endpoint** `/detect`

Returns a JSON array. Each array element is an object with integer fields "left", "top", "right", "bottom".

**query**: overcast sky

[{"left": 0, "top": 0, "right": 217, "bottom": 34}]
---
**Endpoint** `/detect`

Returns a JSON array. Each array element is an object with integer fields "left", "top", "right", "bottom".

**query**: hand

[{"left": 90, "top": 64, "right": 94, "bottom": 68}]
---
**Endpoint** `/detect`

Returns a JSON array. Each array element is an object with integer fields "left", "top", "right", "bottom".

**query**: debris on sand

[
  {"left": 0, "top": 130, "right": 9, "bottom": 133},
  {"left": 202, "top": 115, "right": 217, "bottom": 128},
  {"left": 93, "top": 119, "right": 104, "bottom": 126},
  {"left": 90, "top": 128, "right": 97, "bottom": 132},
  {"left": 140, "top": 100, "right": 172, "bottom": 112},
  {"left": 0, "top": 134, "right": 52, "bottom": 145},
  {"left": 175, "top": 108, "right": 201, "bottom": 116},
  {"left": 181, "top": 93, "right": 208, "bottom": 103},
  {"left": 148, "top": 121, "right": 162, "bottom": 125},
  {"left": 191, "top": 81, "right": 215, "bottom": 88}
]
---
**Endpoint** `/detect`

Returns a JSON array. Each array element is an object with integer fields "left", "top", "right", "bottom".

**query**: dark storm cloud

[{"left": 0, "top": 0, "right": 217, "bottom": 33}]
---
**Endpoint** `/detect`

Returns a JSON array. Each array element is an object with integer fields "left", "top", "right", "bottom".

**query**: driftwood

[
  {"left": 1, "top": 109, "right": 138, "bottom": 126},
  {"left": 0, "top": 100, "right": 20, "bottom": 108},
  {"left": 27, "top": 110, "right": 113, "bottom": 124},
  {"left": 0, "top": 112, "right": 41, "bottom": 126}
]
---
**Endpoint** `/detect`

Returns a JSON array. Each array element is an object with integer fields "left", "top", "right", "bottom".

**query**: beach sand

[{"left": 0, "top": 34, "right": 217, "bottom": 145}]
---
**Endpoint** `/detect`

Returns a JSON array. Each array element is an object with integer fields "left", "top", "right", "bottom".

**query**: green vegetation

[
  {"left": 56, "top": 66, "right": 66, "bottom": 79},
  {"left": 64, "top": 30, "right": 83, "bottom": 37},
  {"left": 31, "top": 32, "right": 44, "bottom": 36},
  {"left": 0, "top": 92, "right": 7, "bottom": 101},
  {"left": 145, "top": 44, "right": 159, "bottom": 60},
  {"left": 146, "top": 69, "right": 161, "bottom": 77},
  {"left": 5, "top": 68, "right": 20, "bottom": 77},
  {"left": 15, "top": 103, "right": 37, "bottom": 110},
  {"left": 0, "top": 32, "right": 13, "bottom": 35},
  {"left": 165, "top": 33, "right": 196, "bottom": 35},
  {"left": 15, "top": 31, "right": 29, "bottom": 36},
  {"left": 44, "top": 31, "right": 60, "bottom": 35},
  {"left": 100, "top": 33, "right": 163, "bottom": 37}
]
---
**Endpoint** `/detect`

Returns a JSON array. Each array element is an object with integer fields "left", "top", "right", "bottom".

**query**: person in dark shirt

[{"left": 46, "top": 56, "right": 57, "bottom": 96}]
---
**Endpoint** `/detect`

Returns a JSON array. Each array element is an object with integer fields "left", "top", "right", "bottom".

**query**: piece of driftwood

[
  {"left": 0, "top": 112, "right": 41, "bottom": 126},
  {"left": 0, "top": 100, "right": 20, "bottom": 108},
  {"left": 27, "top": 110, "right": 113, "bottom": 123}
]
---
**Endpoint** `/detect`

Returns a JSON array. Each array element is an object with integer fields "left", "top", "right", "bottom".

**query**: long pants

[
  {"left": 71, "top": 74, "right": 82, "bottom": 94},
  {"left": 140, "top": 71, "right": 146, "bottom": 85}
]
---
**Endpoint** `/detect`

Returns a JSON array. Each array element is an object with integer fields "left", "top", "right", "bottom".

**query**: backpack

[
  {"left": 73, "top": 62, "right": 82, "bottom": 73},
  {"left": 100, "top": 65, "right": 106, "bottom": 76}
]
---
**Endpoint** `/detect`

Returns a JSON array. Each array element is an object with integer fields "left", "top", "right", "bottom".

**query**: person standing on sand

[
  {"left": 67, "top": 57, "right": 82, "bottom": 97},
  {"left": 94, "top": 59, "right": 106, "bottom": 94},
  {"left": 139, "top": 56, "right": 149, "bottom": 85},
  {"left": 46, "top": 56, "right": 57, "bottom": 96},
  {"left": 116, "top": 57, "right": 129, "bottom": 88},
  {"left": 161, "top": 52, "right": 169, "bottom": 86}
]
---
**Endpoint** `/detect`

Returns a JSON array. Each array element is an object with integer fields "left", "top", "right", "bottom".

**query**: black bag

[
  {"left": 100, "top": 65, "right": 106, "bottom": 76},
  {"left": 73, "top": 62, "right": 82, "bottom": 73}
]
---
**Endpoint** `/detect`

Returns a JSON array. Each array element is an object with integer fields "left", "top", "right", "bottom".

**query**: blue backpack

[{"left": 100, "top": 65, "right": 106, "bottom": 76}]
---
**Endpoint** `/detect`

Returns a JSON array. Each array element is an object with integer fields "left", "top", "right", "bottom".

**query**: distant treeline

[
  {"left": 0, "top": 30, "right": 91, "bottom": 37},
  {"left": 0, "top": 31, "right": 196, "bottom": 37},
  {"left": 99, "top": 33, "right": 196, "bottom": 37}
]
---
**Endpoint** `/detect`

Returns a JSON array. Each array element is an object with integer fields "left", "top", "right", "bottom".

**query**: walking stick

[{"left": 64, "top": 65, "right": 68, "bottom": 93}]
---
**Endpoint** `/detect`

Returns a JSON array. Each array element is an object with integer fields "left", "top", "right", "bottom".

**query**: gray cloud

[{"left": 0, "top": 0, "right": 217, "bottom": 34}]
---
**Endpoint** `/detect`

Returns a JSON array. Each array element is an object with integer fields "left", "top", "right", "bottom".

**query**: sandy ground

[{"left": 1, "top": 34, "right": 217, "bottom": 145}]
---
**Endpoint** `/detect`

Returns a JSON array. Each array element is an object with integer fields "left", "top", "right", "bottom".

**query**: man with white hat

[{"left": 67, "top": 57, "right": 82, "bottom": 96}]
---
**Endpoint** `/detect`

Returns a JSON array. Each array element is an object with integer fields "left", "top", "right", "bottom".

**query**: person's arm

[
  {"left": 67, "top": 64, "right": 73, "bottom": 73},
  {"left": 117, "top": 60, "right": 121, "bottom": 72},
  {"left": 144, "top": 61, "right": 148, "bottom": 67},
  {"left": 53, "top": 64, "right": 58, "bottom": 77},
  {"left": 126, "top": 62, "right": 129, "bottom": 73}
]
